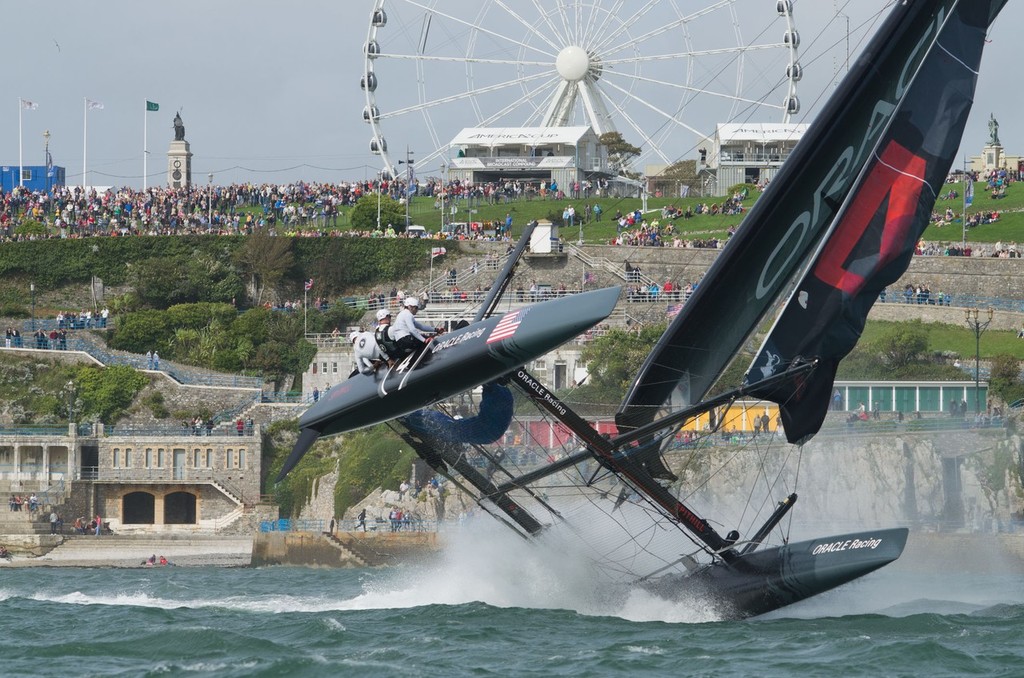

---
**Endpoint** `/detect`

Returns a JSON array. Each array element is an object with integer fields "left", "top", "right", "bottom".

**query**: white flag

[
  {"left": 20, "top": 98, "right": 38, "bottom": 110},
  {"left": 86, "top": 99, "right": 104, "bottom": 110}
]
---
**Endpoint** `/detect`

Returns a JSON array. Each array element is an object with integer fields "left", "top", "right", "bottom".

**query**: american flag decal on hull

[{"left": 487, "top": 309, "right": 526, "bottom": 344}]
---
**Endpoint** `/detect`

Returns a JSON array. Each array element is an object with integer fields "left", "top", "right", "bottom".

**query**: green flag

[{"left": 146, "top": 101, "right": 159, "bottom": 112}]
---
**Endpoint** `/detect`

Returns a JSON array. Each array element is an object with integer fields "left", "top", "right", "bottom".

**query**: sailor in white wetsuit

[{"left": 349, "top": 329, "right": 382, "bottom": 377}]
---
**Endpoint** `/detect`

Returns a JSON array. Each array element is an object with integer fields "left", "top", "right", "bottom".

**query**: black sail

[
  {"left": 616, "top": 0, "right": 1006, "bottom": 435},
  {"left": 745, "top": 0, "right": 1005, "bottom": 444}
]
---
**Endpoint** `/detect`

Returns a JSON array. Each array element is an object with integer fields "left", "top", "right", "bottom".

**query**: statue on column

[
  {"left": 173, "top": 112, "right": 186, "bottom": 141},
  {"left": 988, "top": 113, "right": 1000, "bottom": 146}
]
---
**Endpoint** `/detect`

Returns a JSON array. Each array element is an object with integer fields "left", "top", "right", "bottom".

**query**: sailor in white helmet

[
  {"left": 391, "top": 296, "right": 440, "bottom": 359},
  {"left": 373, "top": 308, "right": 399, "bottom": 364},
  {"left": 348, "top": 326, "right": 382, "bottom": 377}
]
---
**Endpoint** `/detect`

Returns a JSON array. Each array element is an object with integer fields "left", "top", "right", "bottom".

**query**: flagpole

[
  {"left": 18, "top": 98, "right": 24, "bottom": 187},
  {"left": 83, "top": 97, "right": 88, "bottom": 190},
  {"left": 303, "top": 286, "right": 308, "bottom": 335},
  {"left": 143, "top": 100, "right": 148, "bottom": 191}
]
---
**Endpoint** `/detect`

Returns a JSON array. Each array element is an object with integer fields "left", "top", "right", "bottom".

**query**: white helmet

[
  {"left": 348, "top": 331, "right": 360, "bottom": 343},
  {"left": 375, "top": 308, "right": 391, "bottom": 321},
  {"left": 404, "top": 296, "right": 420, "bottom": 307}
]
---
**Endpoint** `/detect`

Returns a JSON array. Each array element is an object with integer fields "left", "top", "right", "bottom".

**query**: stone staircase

[
  {"left": 0, "top": 507, "right": 51, "bottom": 536},
  {"left": 37, "top": 534, "right": 253, "bottom": 566}
]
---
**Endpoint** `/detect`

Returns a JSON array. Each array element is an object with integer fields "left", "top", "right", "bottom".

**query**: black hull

[{"left": 646, "top": 528, "right": 909, "bottom": 619}]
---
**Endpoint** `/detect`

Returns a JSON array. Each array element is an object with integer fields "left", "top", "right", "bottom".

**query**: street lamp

[
  {"left": 207, "top": 173, "right": 214, "bottom": 229},
  {"left": 963, "top": 306, "right": 994, "bottom": 415},
  {"left": 398, "top": 147, "right": 414, "bottom": 231},
  {"left": 30, "top": 282, "right": 35, "bottom": 330}
]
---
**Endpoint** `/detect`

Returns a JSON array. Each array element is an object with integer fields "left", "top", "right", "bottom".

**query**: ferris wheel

[{"left": 362, "top": 0, "right": 801, "bottom": 177}]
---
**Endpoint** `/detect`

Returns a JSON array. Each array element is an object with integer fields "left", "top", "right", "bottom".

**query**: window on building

[
  {"left": 193, "top": 449, "right": 200, "bottom": 468},
  {"left": 113, "top": 448, "right": 120, "bottom": 468},
  {"left": 312, "top": 363, "right": 318, "bottom": 374},
  {"left": 157, "top": 449, "right": 164, "bottom": 468},
  {"left": 205, "top": 449, "right": 212, "bottom": 468},
  {"left": 226, "top": 449, "right": 234, "bottom": 469},
  {"left": 145, "top": 448, "right": 153, "bottom": 468},
  {"left": 21, "top": 168, "right": 32, "bottom": 181},
  {"left": 332, "top": 362, "right": 338, "bottom": 374},
  {"left": 322, "top": 362, "right": 328, "bottom": 374},
  {"left": 124, "top": 448, "right": 132, "bottom": 468},
  {"left": 238, "top": 449, "right": 246, "bottom": 469}
]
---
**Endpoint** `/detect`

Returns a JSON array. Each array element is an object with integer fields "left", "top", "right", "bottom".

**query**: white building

[
  {"left": 447, "top": 126, "right": 608, "bottom": 189},
  {"left": 700, "top": 122, "right": 809, "bottom": 191}
]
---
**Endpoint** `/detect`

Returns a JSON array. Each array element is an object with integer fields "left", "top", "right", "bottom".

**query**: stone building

[{"left": 0, "top": 423, "right": 261, "bottom": 534}]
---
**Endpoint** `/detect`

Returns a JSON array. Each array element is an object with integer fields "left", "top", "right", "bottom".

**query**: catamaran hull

[{"left": 646, "top": 528, "right": 909, "bottom": 619}]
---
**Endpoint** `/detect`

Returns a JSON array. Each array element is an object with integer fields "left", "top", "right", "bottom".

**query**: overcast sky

[{"left": 2, "top": 0, "right": 1018, "bottom": 188}]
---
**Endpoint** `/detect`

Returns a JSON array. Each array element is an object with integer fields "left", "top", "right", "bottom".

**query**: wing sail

[
  {"left": 615, "top": 0, "right": 1004, "bottom": 434},
  {"left": 745, "top": 0, "right": 1006, "bottom": 443}
]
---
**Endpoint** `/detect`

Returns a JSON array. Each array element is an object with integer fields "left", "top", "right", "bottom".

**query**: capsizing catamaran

[{"left": 281, "top": 0, "right": 1005, "bottom": 618}]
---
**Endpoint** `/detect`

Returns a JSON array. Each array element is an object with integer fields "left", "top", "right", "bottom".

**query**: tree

[
  {"left": 599, "top": 131, "right": 642, "bottom": 176},
  {"left": 873, "top": 322, "right": 929, "bottom": 370},
  {"left": 349, "top": 193, "right": 407, "bottom": 233},
  {"left": 578, "top": 324, "right": 667, "bottom": 397},
  {"left": 233, "top": 228, "right": 294, "bottom": 305},
  {"left": 988, "top": 353, "right": 1024, "bottom": 405}
]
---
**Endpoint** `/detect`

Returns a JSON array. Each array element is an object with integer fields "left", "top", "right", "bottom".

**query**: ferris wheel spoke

[
  {"left": 585, "top": 0, "right": 627, "bottom": 52},
  {"left": 527, "top": 0, "right": 569, "bottom": 48},
  {"left": 398, "top": 0, "right": 558, "bottom": 59},
  {"left": 598, "top": 92, "right": 671, "bottom": 164},
  {"left": 376, "top": 52, "right": 550, "bottom": 67},
  {"left": 587, "top": 0, "right": 676, "bottom": 55},
  {"left": 601, "top": 43, "right": 786, "bottom": 66},
  {"left": 474, "top": 75, "right": 563, "bottom": 128},
  {"left": 493, "top": 0, "right": 562, "bottom": 52},
  {"left": 552, "top": 2, "right": 575, "bottom": 45},
  {"left": 597, "top": 78, "right": 707, "bottom": 141},
  {"left": 601, "top": 68, "right": 781, "bottom": 110},
  {"left": 599, "top": 2, "right": 736, "bottom": 57},
  {"left": 579, "top": 0, "right": 607, "bottom": 48},
  {"left": 377, "top": 70, "right": 554, "bottom": 119}
]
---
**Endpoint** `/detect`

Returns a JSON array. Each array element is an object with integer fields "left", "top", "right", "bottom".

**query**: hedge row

[{"left": 0, "top": 235, "right": 434, "bottom": 294}]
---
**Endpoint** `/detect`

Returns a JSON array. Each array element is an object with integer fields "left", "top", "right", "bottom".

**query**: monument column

[
  {"left": 982, "top": 113, "right": 1003, "bottom": 172},
  {"left": 166, "top": 112, "right": 193, "bottom": 188}
]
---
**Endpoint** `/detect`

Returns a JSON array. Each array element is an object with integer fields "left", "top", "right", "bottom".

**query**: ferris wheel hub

[{"left": 555, "top": 45, "right": 590, "bottom": 82}]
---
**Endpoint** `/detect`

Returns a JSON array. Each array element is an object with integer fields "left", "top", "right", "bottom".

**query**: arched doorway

[
  {"left": 123, "top": 491, "right": 155, "bottom": 524},
  {"left": 164, "top": 491, "right": 197, "bottom": 524}
]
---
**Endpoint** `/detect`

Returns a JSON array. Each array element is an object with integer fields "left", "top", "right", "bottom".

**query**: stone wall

[{"left": 671, "top": 430, "right": 1023, "bottom": 537}]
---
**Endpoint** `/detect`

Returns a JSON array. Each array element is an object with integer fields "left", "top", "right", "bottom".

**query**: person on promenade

[
  {"left": 94, "top": 514, "right": 102, "bottom": 537},
  {"left": 357, "top": 508, "right": 367, "bottom": 532},
  {"left": 49, "top": 510, "right": 58, "bottom": 534}
]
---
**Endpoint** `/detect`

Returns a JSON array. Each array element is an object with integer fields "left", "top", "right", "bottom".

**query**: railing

[
  {"left": 104, "top": 424, "right": 258, "bottom": 438},
  {"left": 0, "top": 426, "right": 69, "bottom": 436},
  {"left": 259, "top": 518, "right": 325, "bottom": 533}
]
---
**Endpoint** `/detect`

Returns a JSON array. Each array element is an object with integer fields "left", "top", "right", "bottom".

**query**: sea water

[{"left": 4, "top": 556, "right": 1024, "bottom": 677}]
